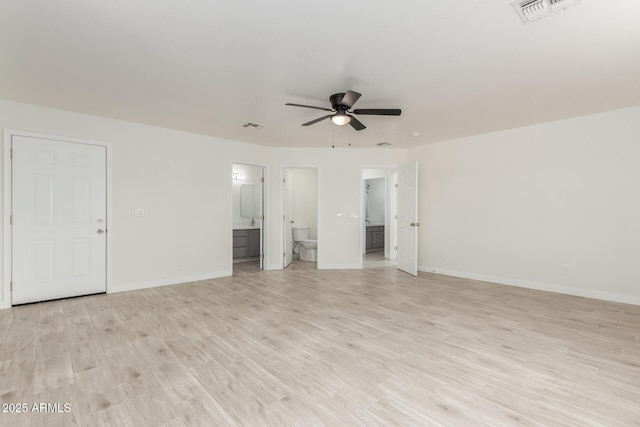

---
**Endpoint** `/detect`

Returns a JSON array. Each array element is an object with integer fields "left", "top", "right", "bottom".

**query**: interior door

[
  {"left": 12, "top": 136, "right": 107, "bottom": 304},
  {"left": 397, "top": 162, "right": 419, "bottom": 276},
  {"left": 259, "top": 168, "right": 264, "bottom": 270},
  {"left": 283, "top": 170, "right": 293, "bottom": 267}
]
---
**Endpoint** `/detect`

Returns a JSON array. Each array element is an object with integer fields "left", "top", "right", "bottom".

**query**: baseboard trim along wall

[
  {"left": 420, "top": 266, "right": 640, "bottom": 306},
  {"left": 110, "top": 270, "right": 232, "bottom": 294}
]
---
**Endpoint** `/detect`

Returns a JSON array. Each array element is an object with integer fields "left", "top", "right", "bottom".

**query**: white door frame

[
  {"left": 230, "top": 162, "right": 268, "bottom": 272},
  {"left": 281, "top": 166, "right": 320, "bottom": 269},
  {"left": 360, "top": 166, "right": 399, "bottom": 267},
  {"left": 2, "top": 129, "right": 113, "bottom": 309}
]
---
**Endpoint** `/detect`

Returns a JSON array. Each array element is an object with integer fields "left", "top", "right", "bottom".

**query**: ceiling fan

[{"left": 285, "top": 90, "right": 401, "bottom": 131}]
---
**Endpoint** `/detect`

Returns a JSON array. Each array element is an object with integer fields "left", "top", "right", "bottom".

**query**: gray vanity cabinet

[
  {"left": 366, "top": 226, "right": 384, "bottom": 253},
  {"left": 233, "top": 229, "right": 260, "bottom": 258}
]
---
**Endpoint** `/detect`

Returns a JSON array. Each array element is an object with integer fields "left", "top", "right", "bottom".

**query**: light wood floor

[{"left": 1, "top": 263, "right": 640, "bottom": 426}]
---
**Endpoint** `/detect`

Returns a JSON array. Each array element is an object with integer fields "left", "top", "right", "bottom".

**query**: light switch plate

[{"left": 134, "top": 208, "right": 145, "bottom": 217}]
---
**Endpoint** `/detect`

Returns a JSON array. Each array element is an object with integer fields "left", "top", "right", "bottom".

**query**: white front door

[
  {"left": 397, "top": 162, "right": 419, "bottom": 276},
  {"left": 12, "top": 136, "right": 107, "bottom": 304},
  {"left": 283, "top": 170, "right": 293, "bottom": 267}
]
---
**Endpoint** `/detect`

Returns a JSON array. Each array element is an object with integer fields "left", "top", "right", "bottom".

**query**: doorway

[
  {"left": 362, "top": 168, "right": 398, "bottom": 269},
  {"left": 3, "top": 130, "right": 111, "bottom": 307},
  {"left": 283, "top": 167, "right": 318, "bottom": 268},
  {"left": 231, "top": 163, "right": 265, "bottom": 274}
]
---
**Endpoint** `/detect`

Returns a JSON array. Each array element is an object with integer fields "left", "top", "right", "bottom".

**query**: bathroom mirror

[{"left": 240, "top": 184, "right": 261, "bottom": 218}]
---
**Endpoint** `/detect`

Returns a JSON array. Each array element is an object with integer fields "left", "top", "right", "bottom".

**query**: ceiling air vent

[
  {"left": 242, "top": 122, "right": 264, "bottom": 129},
  {"left": 512, "top": 0, "right": 580, "bottom": 23}
]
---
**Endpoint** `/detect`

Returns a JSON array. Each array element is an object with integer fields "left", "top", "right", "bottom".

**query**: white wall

[
  {"left": 412, "top": 105, "right": 640, "bottom": 304},
  {"left": 0, "top": 100, "right": 270, "bottom": 307},
  {"left": 5, "top": 99, "right": 638, "bottom": 307},
  {"left": 232, "top": 163, "right": 263, "bottom": 228},
  {"left": 268, "top": 148, "right": 407, "bottom": 270},
  {"left": 289, "top": 168, "right": 318, "bottom": 239}
]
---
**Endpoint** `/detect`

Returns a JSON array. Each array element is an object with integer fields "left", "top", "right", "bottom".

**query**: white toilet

[{"left": 292, "top": 227, "right": 317, "bottom": 262}]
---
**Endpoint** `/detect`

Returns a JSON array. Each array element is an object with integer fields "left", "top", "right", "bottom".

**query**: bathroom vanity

[
  {"left": 365, "top": 225, "right": 385, "bottom": 253},
  {"left": 233, "top": 228, "right": 260, "bottom": 258}
]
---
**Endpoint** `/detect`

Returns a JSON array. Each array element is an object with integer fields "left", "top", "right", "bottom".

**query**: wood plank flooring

[{"left": 1, "top": 261, "right": 640, "bottom": 426}]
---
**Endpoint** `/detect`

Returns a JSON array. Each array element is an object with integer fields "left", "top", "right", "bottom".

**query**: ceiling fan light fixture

[{"left": 331, "top": 111, "right": 351, "bottom": 126}]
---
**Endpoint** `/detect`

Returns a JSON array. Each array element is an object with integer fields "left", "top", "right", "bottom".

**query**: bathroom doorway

[
  {"left": 232, "top": 163, "right": 265, "bottom": 273},
  {"left": 283, "top": 167, "right": 318, "bottom": 269},
  {"left": 362, "top": 168, "right": 398, "bottom": 269}
]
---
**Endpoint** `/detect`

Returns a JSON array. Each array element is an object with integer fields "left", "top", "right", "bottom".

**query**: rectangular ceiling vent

[
  {"left": 512, "top": 0, "right": 580, "bottom": 23},
  {"left": 242, "top": 122, "right": 264, "bottom": 129}
]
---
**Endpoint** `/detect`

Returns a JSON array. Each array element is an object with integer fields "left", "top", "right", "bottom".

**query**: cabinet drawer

[
  {"left": 233, "top": 230, "right": 249, "bottom": 237},
  {"left": 233, "top": 236, "right": 249, "bottom": 247},
  {"left": 233, "top": 247, "right": 249, "bottom": 258}
]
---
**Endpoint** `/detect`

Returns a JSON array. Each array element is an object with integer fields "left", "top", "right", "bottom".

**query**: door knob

[{"left": 97, "top": 229, "right": 105, "bottom": 234}]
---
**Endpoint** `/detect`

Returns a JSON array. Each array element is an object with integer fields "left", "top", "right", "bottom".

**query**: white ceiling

[{"left": 1, "top": 0, "right": 639, "bottom": 148}]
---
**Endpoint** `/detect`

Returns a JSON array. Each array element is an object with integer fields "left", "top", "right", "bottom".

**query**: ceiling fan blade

[
  {"left": 353, "top": 108, "right": 402, "bottom": 116},
  {"left": 340, "top": 90, "right": 362, "bottom": 109},
  {"left": 301, "top": 115, "right": 332, "bottom": 126},
  {"left": 286, "top": 103, "right": 333, "bottom": 112},
  {"left": 349, "top": 116, "right": 366, "bottom": 131}
]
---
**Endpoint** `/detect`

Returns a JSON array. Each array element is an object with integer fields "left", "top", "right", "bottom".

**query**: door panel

[
  {"left": 283, "top": 170, "right": 293, "bottom": 267},
  {"left": 397, "top": 162, "right": 419, "bottom": 276},
  {"left": 12, "top": 136, "right": 107, "bottom": 304}
]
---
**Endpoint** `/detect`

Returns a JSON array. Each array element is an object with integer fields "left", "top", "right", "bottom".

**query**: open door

[
  {"left": 397, "top": 162, "right": 419, "bottom": 276},
  {"left": 283, "top": 170, "right": 293, "bottom": 267},
  {"left": 259, "top": 169, "right": 264, "bottom": 270}
]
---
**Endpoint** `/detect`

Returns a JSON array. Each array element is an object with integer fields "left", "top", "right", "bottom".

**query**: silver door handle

[
  {"left": 290, "top": 221, "right": 295, "bottom": 223},
  {"left": 97, "top": 229, "right": 105, "bottom": 234}
]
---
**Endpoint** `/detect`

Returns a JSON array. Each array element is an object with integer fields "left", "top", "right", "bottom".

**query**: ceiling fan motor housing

[{"left": 330, "top": 93, "right": 346, "bottom": 110}]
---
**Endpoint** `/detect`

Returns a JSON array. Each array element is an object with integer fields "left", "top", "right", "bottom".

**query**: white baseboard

[
  {"left": 419, "top": 265, "right": 640, "bottom": 306},
  {"left": 109, "top": 270, "right": 232, "bottom": 294}
]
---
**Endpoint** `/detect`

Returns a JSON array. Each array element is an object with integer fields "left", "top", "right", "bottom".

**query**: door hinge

[
  {"left": 10, "top": 147, "right": 13, "bottom": 159},
  {"left": 261, "top": 253, "right": 264, "bottom": 259},
  {"left": 395, "top": 183, "right": 398, "bottom": 188},
  {"left": 261, "top": 177, "right": 264, "bottom": 183},
  {"left": 10, "top": 281, "right": 12, "bottom": 292},
  {"left": 283, "top": 178, "right": 286, "bottom": 184},
  {"left": 394, "top": 246, "right": 398, "bottom": 251},
  {"left": 394, "top": 214, "right": 398, "bottom": 219},
  {"left": 283, "top": 252, "right": 286, "bottom": 258},
  {"left": 9, "top": 215, "right": 12, "bottom": 225},
  {"left": 283, "top": 215, "right": 285, "bottom": 221},
  {"left": 261, "top": 215, "right": 265, "bottom": 221}
]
